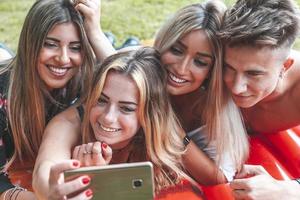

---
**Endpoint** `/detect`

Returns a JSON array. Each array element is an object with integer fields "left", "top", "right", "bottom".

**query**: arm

[
  {"left": 183, "top": 141, "right": 227, "bottom": 185},
  {"left": 32, "top": 107, "right": 86, "bottom": 199},
  {"left": 230, "top": 165, "right": 300, "bottom": 200},
  {"left": 75, "top": 0, "right": 116, "bottom": 61}
]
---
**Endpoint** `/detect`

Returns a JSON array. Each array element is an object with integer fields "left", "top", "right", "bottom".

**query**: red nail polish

[
  {"left": 73, "top": 161, "right": 79, "bottom": 167},
  {"left": 82, "top": 177, "right": 90, "bottom": 185},
  {"left": 85, "top": 189, "right": 93, "bottom": 197},
  {"left": 102, "top": 142, "right": 107, "bottom": 149}
]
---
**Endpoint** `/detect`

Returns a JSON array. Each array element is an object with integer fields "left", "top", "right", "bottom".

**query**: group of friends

[{"left": 0, "top": 0, "right": 299, "bottom": 199}]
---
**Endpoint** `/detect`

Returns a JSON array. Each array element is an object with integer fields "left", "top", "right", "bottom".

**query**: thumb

[{"left": 49, "top": 160, "right": 80, "bottom": 185}]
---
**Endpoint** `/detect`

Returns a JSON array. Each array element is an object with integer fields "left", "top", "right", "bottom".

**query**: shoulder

[{"left": 45, "top": 106, "right": 81, "bottom": 135}]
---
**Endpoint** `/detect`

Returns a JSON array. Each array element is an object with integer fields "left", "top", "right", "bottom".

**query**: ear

[{"left": 283, "top": 58, "right": 294, "bottom": 71}]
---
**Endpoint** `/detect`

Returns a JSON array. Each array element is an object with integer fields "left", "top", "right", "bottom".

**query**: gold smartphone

[{"left": 64, "top": 161, "right": 154, "bottom": 200}]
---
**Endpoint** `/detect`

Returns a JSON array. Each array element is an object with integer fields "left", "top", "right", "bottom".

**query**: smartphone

[{"left": 64, "top": 161, "right": 154, "bottom": 200}]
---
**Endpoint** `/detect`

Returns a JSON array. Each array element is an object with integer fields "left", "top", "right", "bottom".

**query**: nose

[
  {"left": 102, "top": 105, "right": 118, "bottom": 125},
  {"left": 55, "top": 47, "right": 70, "bottom": 64},
  {"left": 175, "top": 56, "right": 190, "bottom": 75},
  {"left": 231, "top": 74, "right": 247, "bottom": 95}
]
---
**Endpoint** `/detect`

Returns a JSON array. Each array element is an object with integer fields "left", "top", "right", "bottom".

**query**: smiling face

[
  {"left": 89, "top": 71, "right": 140, "bottom": 149},
  {"left": 161, "top": 29, "right": 213, "bottom": 96},
  {"left": 224, "top": 46, "right": 286, "bottom": 108},
  {"left": 37, "top": 22, "right": 83, "bottom": 91}
]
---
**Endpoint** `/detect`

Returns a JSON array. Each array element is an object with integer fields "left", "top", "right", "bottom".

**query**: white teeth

[
  {"left": 100, "top": 123, "right": 120, "bottom": 132},
  {"left": 48, "top": 65, "right": 68, "bottom": 75},
  {"left": 169, "top": 73, "right": 186, "bottom": 83}
]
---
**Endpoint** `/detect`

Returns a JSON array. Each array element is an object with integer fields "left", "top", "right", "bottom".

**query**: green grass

[{"left": 1, "top": 0, "right": 300, "bottom": 51}]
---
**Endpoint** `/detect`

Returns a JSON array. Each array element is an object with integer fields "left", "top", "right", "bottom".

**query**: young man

[{"left": 219, "top": 0, "right": 300, "bottom": 199}]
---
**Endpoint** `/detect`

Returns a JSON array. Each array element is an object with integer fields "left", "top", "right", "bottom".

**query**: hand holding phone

[{"left": 64, "top": 162, "right": 154, "bottom": 200}]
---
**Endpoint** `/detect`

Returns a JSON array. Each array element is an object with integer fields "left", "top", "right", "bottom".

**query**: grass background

[{"left": 1, "top": 0, "right": 300, "bottom": 52}]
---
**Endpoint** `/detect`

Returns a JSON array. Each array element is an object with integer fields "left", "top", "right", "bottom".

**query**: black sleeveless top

[{"left": 0, "top": 71, "right": 15, "bottom": 192}]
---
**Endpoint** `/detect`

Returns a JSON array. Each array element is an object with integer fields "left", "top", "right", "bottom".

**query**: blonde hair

[
  {"left": 81, "top": 47, "right": 191, "bottom": 191},
  {"left": 155, "top": 0, "right": 249, "bottom": 173},
  {"left": 6, "top": 0, "right": 94, "bottom": 167}
]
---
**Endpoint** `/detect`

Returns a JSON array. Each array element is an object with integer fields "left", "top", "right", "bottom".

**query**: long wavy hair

[
  {"left": 81, "top": 47, "right": 191, "bottom": 191},
  {"left": 6, "top": 0, "right": 94, "bottom": 167},
  {"left": 155, "top": 0, "right": 249, "bottom": 173}
]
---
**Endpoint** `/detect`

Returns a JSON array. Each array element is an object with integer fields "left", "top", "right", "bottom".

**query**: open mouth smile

[{"left": 168, "top": 72, "right": 188, "bottom": 84}]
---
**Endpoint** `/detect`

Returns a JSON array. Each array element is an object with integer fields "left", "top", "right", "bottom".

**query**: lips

[
  {"left": 98, "top": 122, "right": 121, "bottom": 133},
  {"left": 47, "top": 65, "right": 70, "bottom": 76},
  {"left": 168, "top": 71, "right": 188, "bottom": 85}
]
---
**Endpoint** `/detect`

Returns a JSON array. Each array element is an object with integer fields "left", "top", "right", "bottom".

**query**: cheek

[
  {"left": 193, "top": 68, "right": 210, "bottom": 84},
  {"left": 249, "top": 78, "right": 276, "bottom": 94},
  {"left": 71, "top": 52, "right": 83, "bottom": 66},
  {"left": 161, "top": 52, "right": 176, "bottom": 66},
  {"left": 124, "top": 115, "right": 140, "bottom": 134}
]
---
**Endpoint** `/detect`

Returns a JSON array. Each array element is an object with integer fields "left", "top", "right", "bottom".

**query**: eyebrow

[
  {"left": 45, "top": 37, "right": 81, "bottom": 45},
  {"left": 177, "top": 40, "right": 213, "bottom": 59},
  {"left": 101, "top": 93, "right": 138, "bottom": 106}
]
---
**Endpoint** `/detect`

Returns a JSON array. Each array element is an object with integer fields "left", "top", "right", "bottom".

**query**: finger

[
  {"left": 83, "top": 143, "right": 94, "bottom": 166},
  {"left": 232, "top": 189, "right": 248, "bottom": 200},
  {"left": 75, "top": 0, "right": 95, "bottom": 16},
  {"left": 236, "top": 164, "right": 268, "bottom": 178},
  {"left": 230, "top": 178, "right": 251, "bottom": 190},
  {"left": 49, "top": 160, "right": 80, "bottom": 186},
  {"left": 91, "top": 141, "right": 102, "bottom": 157},
  {"left": 68, "top": 189, "right": 93, "bottom": 200},
  {"left": 91, "top": 142, "right": 106, "bottom": 165},
  {"left": 55, "top": 175, "right": 91, "bottom": 198},
  {"left": 78, "top": 144, "right": 87, "bottom": 163},
  {"left": 72, "top": 146, "right": 80, "bottom": 160},
  {"left": 101, "top": 142, "right": 112, "bottom": 164}
]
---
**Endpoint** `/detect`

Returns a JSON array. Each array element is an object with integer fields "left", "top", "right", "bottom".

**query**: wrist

[{"left": 2, "top": 186, "right": 27, "bottom": 200}]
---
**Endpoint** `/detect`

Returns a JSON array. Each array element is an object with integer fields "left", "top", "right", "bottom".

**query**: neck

[
  {"left": 170, "top": 88, "right": 205, "bottom": 109},
  {"left": 111, "top": 140, "right": 134, "bottom": 164}
]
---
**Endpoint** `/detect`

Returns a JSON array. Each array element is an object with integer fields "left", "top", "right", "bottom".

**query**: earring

[{"left": 279, "top": 69, "right": 285, "bottom": 79}]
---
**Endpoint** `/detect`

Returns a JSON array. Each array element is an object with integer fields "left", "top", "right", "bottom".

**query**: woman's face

[
  {"left": 89, "top": 71, "right": 141, "bottom": 150},
  {"left": 161, "top": 29, "right": 213, "bottom": 96},
  {"left": 37, "top": 22, "right": 83, "bottom": 91}
]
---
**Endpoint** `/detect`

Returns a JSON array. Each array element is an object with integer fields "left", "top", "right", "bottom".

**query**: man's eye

[{"left": 247, "top": 71, "right": 264, "bottom": 76}]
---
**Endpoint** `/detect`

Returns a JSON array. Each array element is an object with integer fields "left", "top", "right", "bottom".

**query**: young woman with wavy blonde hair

[{"left": 33, "top": 47, "right": 194, "bottom": 199}]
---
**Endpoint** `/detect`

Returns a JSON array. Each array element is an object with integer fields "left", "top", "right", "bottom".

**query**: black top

[{"left": 0, "top": 70, "right": 15, "bottom": 192}]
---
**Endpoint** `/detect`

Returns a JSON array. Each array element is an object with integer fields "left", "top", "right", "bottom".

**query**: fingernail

[
  {"left": 102, "top": 142, "right": 107, "bottom": 149},
  {"left": 82, "top": 177, "right": 90, "bottom": 185},
  {"left": 73, "top": 161, "right": 79, "bottom": 167},
  {"left": 85, "top": 189, "right": 93, "bottom": 197}
]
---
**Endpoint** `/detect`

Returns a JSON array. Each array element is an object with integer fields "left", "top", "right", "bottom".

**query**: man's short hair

[{"left": 219, "top": 0, "right": 300, "bottom": 49}]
